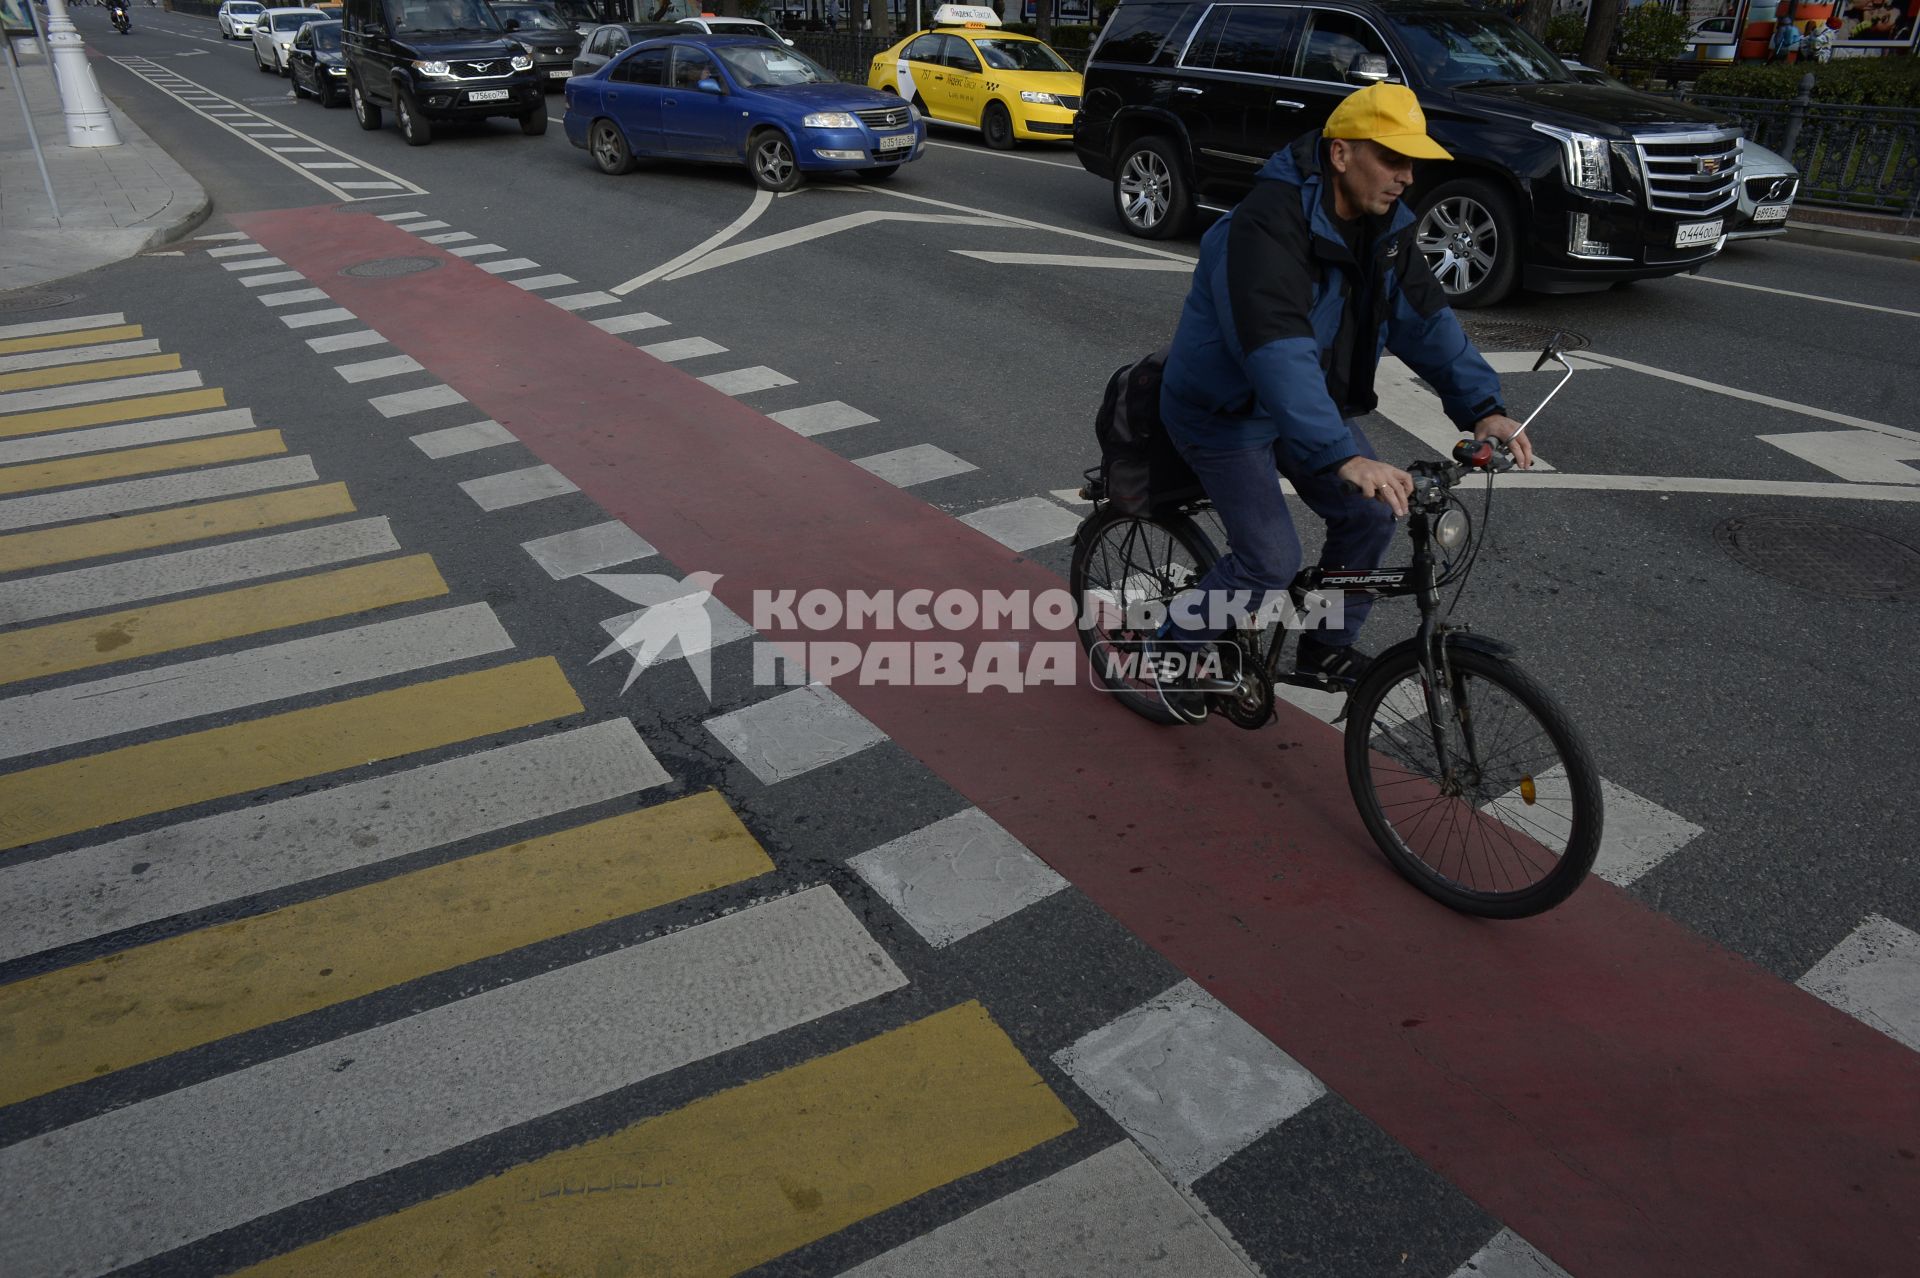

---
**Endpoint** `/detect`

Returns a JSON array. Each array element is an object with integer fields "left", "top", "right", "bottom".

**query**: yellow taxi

[{"left": 868, "top": 5, "right": 1081, "bottom": 149}]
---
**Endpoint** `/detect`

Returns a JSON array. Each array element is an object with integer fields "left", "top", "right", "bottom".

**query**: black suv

[
  {"left": 343, "top": 0, "right": 547, "bottom": 145},
  {"left": 488, "top": 0, "right": 583, "bottom": 89},
  {"left": 1074, "top": 0, "right": 1739, "bottom": 305}
]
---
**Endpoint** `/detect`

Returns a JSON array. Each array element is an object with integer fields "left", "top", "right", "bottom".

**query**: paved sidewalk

[{"left": 1, "top": 46, "right": 208, "bottom": 293}]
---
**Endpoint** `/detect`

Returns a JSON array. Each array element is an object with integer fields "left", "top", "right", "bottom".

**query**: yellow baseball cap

[{"left": 1323, "top": 83, "right": 1452, "bottom": 161}]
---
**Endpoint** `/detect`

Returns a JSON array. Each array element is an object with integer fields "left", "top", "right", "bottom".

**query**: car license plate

[
  {"left": 878, "top": 132, "right": 914, "bottom": 152},
  {"left": 1674, "top": 218, "right": 1722, "bottom": 247},
  {"left": 469, "top": 89, "right": 510, "bottom": 102},
  {"left": 1753, "top": 203, "right": 1789, "bottom": 223},
  {"left": 548, "top": 69, "right": 571, "bottom": 78}
]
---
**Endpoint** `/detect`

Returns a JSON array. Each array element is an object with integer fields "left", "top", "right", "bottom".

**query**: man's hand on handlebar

[
  {"left": 1473, "top": 413, "right": 1534, "bottom": 469},
  {"left": 1337, "top": 456, "right": 1415, "bottom": 517}
]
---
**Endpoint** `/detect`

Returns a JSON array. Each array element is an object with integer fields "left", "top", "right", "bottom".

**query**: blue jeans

[{"left": 1164, "top": 423, "right": 1397, "bottom": 649}]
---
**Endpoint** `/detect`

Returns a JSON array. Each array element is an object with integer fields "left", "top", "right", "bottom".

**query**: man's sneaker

[{"left": 1295, "top": 639, "right": 1371, "bottom": 686}]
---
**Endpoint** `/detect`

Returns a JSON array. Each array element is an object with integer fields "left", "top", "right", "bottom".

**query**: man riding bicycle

[{"left": 1155, "top": 82, "right": 1532, "bottom": 723}]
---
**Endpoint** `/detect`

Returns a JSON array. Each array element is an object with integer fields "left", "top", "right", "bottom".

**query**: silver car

[
  {"left": 252, "top": 8, "right": 327, "bottom": 74},
  {"left": 217, "top": 0, "right": 265, "bottom": 38},
  {"left": 1727, "top": 139, "right": 1800, "bottom": 241}
]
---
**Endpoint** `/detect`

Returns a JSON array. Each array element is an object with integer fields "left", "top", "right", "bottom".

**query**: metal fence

[{"left": 1682, "top": 85, "right": 1919, "bottom": 225}]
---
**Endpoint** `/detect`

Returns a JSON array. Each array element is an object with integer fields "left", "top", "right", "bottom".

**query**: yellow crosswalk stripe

[
  {"left": 0, "top": 657, "right": 581, "bottom": 853},
  {"left": 0, "top": 324, "right": 143, "bottom": 357},
  {"left": 0, "top": 791, "right": 774, "bottom": 1107},
  {"left": 0, "top": 388, "right": 228, "bottom": 439},
  {"left": 241, "top": 1002, "right": 1077, "bottom": 1277},
  {"left": 0, "top": 429, "right": 286, "bottom": 495},
  {"left": 0, "top": 483, "right": 355, "bottom": 573},
  {"left": 0, "top": 352, "right": 182, "bottom": 393},
  {"left": 0, "top": 554, "right": 447, "bottom": 685}
]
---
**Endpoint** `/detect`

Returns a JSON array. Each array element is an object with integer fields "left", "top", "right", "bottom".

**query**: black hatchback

[
  {"left": 288, "top": 18, "right": 348, "bottom": 107},
  {"left": 1074, "top": 0, "right": 1738, "bottom": 306},
  {"left": 489, "top": 0, "right": 583, "bottom": 89}
]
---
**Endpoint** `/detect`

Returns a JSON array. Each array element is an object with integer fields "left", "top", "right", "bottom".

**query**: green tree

[{"left": 1616, "top": 2, "right": 1690, "bottom": 62}]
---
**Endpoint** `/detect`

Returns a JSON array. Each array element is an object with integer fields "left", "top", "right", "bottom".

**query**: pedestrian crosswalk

[
  {"left": 0, "top": 306, "right": 1214, "bottom": 1277},
  {"left": 5, "top": 261, "right": 1914, "bottom": 1276}
]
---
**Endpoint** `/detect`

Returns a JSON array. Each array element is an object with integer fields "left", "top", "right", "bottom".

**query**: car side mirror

[
  {"left": 697, "top": 76, "right": 723, "bottom": 93},
  {"left": 503, "top": 17, "right": 519, "bottom": 29},
  {"left": 1348, "top": 53, "right": 1390, "bottom": 86}
]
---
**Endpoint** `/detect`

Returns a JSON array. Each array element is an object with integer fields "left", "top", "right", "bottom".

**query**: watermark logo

[
  {"left": 588, "top": 570, "right": 724, "bottom": 699},
  {"left": 1088, "top": 639, "right": 1227, "bottom": 687},
  {"left": 590, "top": 580, "right": 1343, "bottom": 700}
]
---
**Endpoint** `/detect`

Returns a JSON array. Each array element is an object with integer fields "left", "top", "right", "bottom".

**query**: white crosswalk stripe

[
  {"left": 0, "top": 455, "right": 317, "bottom": 532},
  {"left": 0, "top": 515, "right": 395, "bottom": 623},
  {"left": 0, "top": 408, "right": 256, "bottom": 465},
  {"left": 0, "top": 888, "right": 904, "bottom": 1278},
  {"left": 0, "top": 720, "right": 671, "bottom": 965},
  {"left": 0, "top": 605, "right": 513, "bottom": 760}
]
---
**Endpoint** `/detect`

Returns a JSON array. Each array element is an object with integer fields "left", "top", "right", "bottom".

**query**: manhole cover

[
  {"left": 1456, "top": 318, "right": 1589, "bottom": 352},
  {"left": 1714, "top": 514, "right": 1920, "bottom": 600},
  {"left": 0, "top": 288, "right": 84, "bottom": 314},
  {"left": 340, "top": 256, "right": 442, "bottom": 278}
]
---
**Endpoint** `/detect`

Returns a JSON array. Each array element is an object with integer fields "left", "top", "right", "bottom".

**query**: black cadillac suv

[
  {"left": 343, "top": 0, "right": 547, "bottom": 145},
  {"left": 1073, "top": 0, "right": 1740, "bottom": 305}
]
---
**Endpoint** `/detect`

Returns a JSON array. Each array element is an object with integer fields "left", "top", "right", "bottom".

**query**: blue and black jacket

[{"left": 1160, "top": 132, "right": 1505, "bottom": 473}]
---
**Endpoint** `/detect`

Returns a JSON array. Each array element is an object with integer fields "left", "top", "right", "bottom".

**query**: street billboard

[
  {"left": 1, "top": 0, "right": 36, "bottom": 36},
  {"left": 1831, "top": 0, "right": 1920, "bottom": 47}
]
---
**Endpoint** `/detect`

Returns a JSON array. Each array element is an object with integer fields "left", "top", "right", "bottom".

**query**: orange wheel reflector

[{"left": 1520, "top": 775, "right": 1537, "bottom": 805}]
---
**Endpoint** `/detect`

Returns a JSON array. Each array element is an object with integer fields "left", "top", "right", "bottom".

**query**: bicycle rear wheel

[
  {"left": 1069, "top": 505, "right": 1219, "bottom": 725},
  {"left": 1344, "top": 641, "right": 1602, "bottom": 918}
]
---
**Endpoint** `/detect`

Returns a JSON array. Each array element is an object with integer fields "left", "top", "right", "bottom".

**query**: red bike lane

[{"left": 241, "top": 204, "right": 1920, "bottom": 1277}]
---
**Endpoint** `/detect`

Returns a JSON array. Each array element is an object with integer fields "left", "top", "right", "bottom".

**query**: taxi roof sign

[{"left": 932, "top": 4, "right": 1001, "bottom": 27}]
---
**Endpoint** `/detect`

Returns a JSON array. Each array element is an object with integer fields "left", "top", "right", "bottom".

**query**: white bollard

[{"left": 42, "top": 0, "right": 123, "bottom": 147}]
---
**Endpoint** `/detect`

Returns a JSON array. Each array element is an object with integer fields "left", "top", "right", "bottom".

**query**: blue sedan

[{"left": 563, "top": 35, "right": 925, "bottom": 191}]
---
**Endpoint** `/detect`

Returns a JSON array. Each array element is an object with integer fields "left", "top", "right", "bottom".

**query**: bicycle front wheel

[
  {"left": 1068, "top": 505, "right": 1219, "bottom": 725},
  {"left": 1344, "top": 641, "right": 1602, "bottom": 918}
]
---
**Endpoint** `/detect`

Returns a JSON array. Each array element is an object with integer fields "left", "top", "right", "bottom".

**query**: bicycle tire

[
  {"left": 1344, "top": 640, "right": 1602, "bottom": 918},
  {"left": 1069, "top": 505, "right": 1220, "bottom": 726}
]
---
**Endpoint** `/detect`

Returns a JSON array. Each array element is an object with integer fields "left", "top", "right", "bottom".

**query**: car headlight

[
  {"left": 511, "top": 53, "right": 534, "bottom": 71},
  {"left": 1533, "top": 123, "right": 1611, "bottom": 193},
  {"left": 328, "top": 65, "right": 347, "bottom": 75},
  {"left": 413, "top": 60, "right": 452, "bottom": 77},
  {"left": 1019, "top": 90, "right": 1062, "bottom": 106},
  {"left": 803, "top": 112, "right": 860, "bottom": 129}
]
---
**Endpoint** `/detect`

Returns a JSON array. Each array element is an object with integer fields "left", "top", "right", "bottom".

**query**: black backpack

[{"left": 1093, "top": 349, "right": 1204, "bottom": 516}]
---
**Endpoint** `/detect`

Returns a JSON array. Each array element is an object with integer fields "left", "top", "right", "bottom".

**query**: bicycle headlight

[
  {"left": 1533, "top": 123, "right": 1611, "bottom": 193},
  {"left": 1433, "top": 509, "right": 1469, "bottom": 551}
]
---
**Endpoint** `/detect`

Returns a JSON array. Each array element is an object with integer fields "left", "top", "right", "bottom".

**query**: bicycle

[{"left": 1068, "top": 341, "right": 1602, "bottom": 919}]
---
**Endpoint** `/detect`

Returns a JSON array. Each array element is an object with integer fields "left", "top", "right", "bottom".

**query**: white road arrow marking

[{"left": 1758, "top": 429, "right": 1920, "bottom": 484}]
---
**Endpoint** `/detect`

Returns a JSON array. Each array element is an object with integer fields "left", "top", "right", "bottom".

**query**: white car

[
  {"left": 676, "top": 15, "right": 794, "bottom": 45},
  {"left": 217, "top": 0, "right": 265, "bottom": 39},
  {"left": 251, "top": 8, "right": 326, "bottom": 74}
]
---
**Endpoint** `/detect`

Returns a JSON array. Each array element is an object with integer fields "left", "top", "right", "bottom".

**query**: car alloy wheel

[
  {"left": 396, "top": 90, "right": 431, "bottom": 146},
  {"left": 590, "top": 119, "right": 634, "bottom": 175},
  {"left": 1118, "top": 149, "right": 1170, "bottom": 230},
  {"left": 1113, "top": 136, "right": 1189, "bottom": 239},
  {"left": 1416, "top": 195, "right": 1500, "bottom": 297},
  {"left": 751, "top": 131, "right": 799, "bottom": 193}
]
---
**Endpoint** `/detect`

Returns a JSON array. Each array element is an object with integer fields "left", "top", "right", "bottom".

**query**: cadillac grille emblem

[{"left": 1696, "top": 156, "right": 1723, "bottom": 176}]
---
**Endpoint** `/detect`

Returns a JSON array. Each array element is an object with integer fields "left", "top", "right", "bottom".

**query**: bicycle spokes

[{"left": 1362, "top": 661, "right": 1587, "bottom": 900}]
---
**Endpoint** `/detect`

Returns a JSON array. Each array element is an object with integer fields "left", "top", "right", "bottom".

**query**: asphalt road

[{"left": 3, "top": 9, "right": 1917, "bottom": 1277}]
